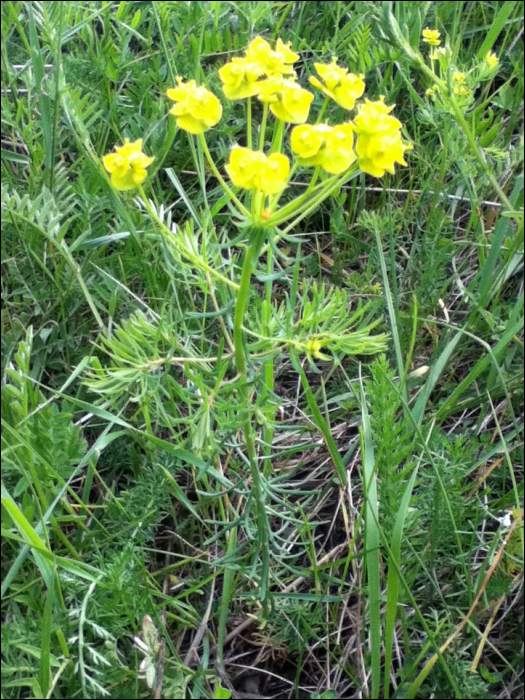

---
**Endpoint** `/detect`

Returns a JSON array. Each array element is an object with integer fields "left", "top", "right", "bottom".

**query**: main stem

[{"left": 233, "top": 229, "right": 271, "bottom": 613}]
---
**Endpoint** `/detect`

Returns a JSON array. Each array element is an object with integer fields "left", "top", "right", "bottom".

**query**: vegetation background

[{"left": 1, "top": 1, "right": 523, "bottom": 698}]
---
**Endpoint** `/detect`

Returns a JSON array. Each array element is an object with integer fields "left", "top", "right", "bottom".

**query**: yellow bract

[
  {"left": 102, "top": 139, "right": 154, "bottom": 191},
  {"left": 245, "top": 37, "right": 299, "bottom": 77},
  {"left": 353, "top": 97, "right": 401, "bottom": 136},
  {"left": 219, "top": 38, "right": 300, "bottom": 101},
  {"left": 305, "top": 338, "right": 325, "bottom": 358},
  {"left": 354, "top": 98, "right": 408, "bottom": 178},
  {"left": 486, "top": 51, "right": 499, "bottom": 68},
  {"left": 219, "top": 58, "right": 266, "bottom": 99},
  {"left": 422, "top": 28, "right": 441, "bottom": 46},
  {"left": 166, "top": 79, "right": 222, "bottom": 134},
  {"left": 291, "top": 123, "right": 356, "bottom": 174},
  {"left": 356, "top": 132, "right": 407, "bottom": 178},
  {"left": 263, "top": 80, "right": 314, "bottom": 124},
  {"left": 452, "top": 72, "right": 466, "bottom": 84},
  {"left": 226, "top": 147, "right": 290, "bottom": 194},
  {"left": 310, "top": 60, "right": 365, "bottom": 110}
]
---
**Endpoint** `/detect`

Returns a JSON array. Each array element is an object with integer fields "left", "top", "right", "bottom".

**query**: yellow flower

[
  {"left": 430, "top": 47, "right": 448, "bottom": 60},
  {"left": 291, "top": 123, "right": 356, "bottom": 174},
  {"left": 353, "top": 97, "right": 401, "bottom": 137},
  {"left": 452, "top": 71, "right": 466, "bottom": 83},
  {"left": 245, "top": 37, "right": 298, "bottom": 77},
  {"left": 102, "top": 139, "right": 154, "bottom": 191},
  {"left": 486, "top": 51, "right": 499, "bottom": 68},
  {"left": 166, "top": 79, "right": 222, "bottom": 134},
  {"left": 219, "top": 57, "right": 266, "bottom": 99},
  {"left": 422, "top": 28, "right": 441, "bottom": 46},
  {"left": 226, "top": 147, "right": 290, "bottom": 194},
  {"left": 263, "top": 80, "right": 314, "bottom": 124},
  {"left": 291, "top": 124, "right": 326, "bottom": 159},
  {"left": 356, "top": 130, "right": 407, "bottom": 178},
  {"left": 453, "top": 85, "right": 473, "bottom": 99},
  {"left": 258, "top": 153, "right": 290, "bottom": 194},
  {"left": 310, "top": 60, "right": 365, "bottom": 110},
  {"left": 305, "top": 338, "right": 324, "bottom": 358},
  {"left": 226, "top": 147, "right": 265, "bottom": 190},
  {"left": 352, "top": 98, "right": 408, "bottom": 177}
]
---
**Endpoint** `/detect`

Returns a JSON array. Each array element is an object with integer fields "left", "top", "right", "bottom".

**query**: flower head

[
  {"left": 353, "top": 97, "right": 401, "bottom": 136},
  {"left": 305, "top": 338, "right": 327, "bottom": 359},
  {"left": 166, "top": 79, "right": 222, "bottom": 134},
  {"left": 353, "top": 98, "right": 408, "bottom": 178},
  {"left": 452, "top": 71, "right": 466, "bottom": 84},
  {"left": 356, "top": 130, "right": 407, "bottom": 178},
  {"left": 245, "top": 37, "right": 298, "bottom": 77},
  {"left": 310, "top": 60, "right": 365, "bottom": 110},
  {"left": 262, "top": 80, "right": 314, "bottom": 124},
  {"left": 422, "top": 28, "right": 441, "bottom": 46},
  {"left": 485, "top": 51, "right": 499, "bottom": 69},
  {"left": 291, "top": 123, "right": 356, "bottom": 174},
  {"left": 219, "top": 57, "right": 266, "bottom": 100},
  {"left": 102, "top": 139, "right": 154, "bottom": 191},
  {"left": 226, "top": 147, "right": 290, "bottom": 194}
]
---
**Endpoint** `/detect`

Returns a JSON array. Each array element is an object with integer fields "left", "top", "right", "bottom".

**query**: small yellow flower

[
  {"left": 166, "top": 79, "right": 222, "bottom": 134},
  {"left": 422, "top": 28, "right": 441, "bottom": 46},
  {"left": 452, "top": 72, "right": 466, "bottom": 83},
  {"left": 102, "top": 139, "right": 154, "bottom": 191},
  {"left": 310, "top": 60, "right": 365, "bottom": 110},
  {"left": 264, "top": 80, "right": 314, "bottom": 124},
  {"left": 291, "top": 123, "right": 356, "bottom": 174},
  {"left": 356, "top": 130, "right": 408, "bottom": 178},
  {"left": 430, "top": 47, "right": 448, "bottom": 60},
  {"left": 245, "top": 37, "right": 298, "bottom": 77},
  {"left": 485, "top": 51, "right": 499, "bottom": 68},
  {"left": 226, "top": 147, "right": 290, "bottom": 194},
  {"left": 353, "top": 97, "right": 401, "bottom": 137},
  {"left": 219, "top": 57, "right": 266, "bottom": 99},
  {"left": 453, "top": 85, "right": 473, "bottom": 99},
  {"left": 305, "top": 338, "right": 324, "bottom": 358}
]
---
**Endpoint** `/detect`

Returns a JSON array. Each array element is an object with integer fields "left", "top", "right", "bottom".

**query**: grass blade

[{"left": 360, "top": 371, "right": 381, "bottom": 699}]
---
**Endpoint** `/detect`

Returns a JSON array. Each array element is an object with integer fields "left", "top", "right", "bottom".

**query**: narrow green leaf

[
  {"left": 360, "top": 375, "right": 381, "bottom": 699},
  {"left": 476, "top": 1, "right": 519, "bottom": 59}
]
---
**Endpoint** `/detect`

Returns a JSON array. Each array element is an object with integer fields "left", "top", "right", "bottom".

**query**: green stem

[
  {"left": 233, "top": 230, "right": 271, "bottom": 614},
  {"left": 270, "top": 119, "right": 286, "bottom": 154},
  {"left": 259, "top": 103, "right": 269, "bottom": 151},
  {"left": 247, "top": 97, "right": 253, "bottom": 149},
  {"left": 306, "top": 165, "right": 321, "bottom": 194},
  {"left": 262, "top": 240, "right": 275, "bottom": 477},
  {"left": 316, "top": 95, "right": 330, "bottom": 124},
  {"left": 268, "top": 174, "right": 339, "bottom": 225},
  {"left": 282, "top": 167, "right": 359, "bottom": 233},
  {"left": 198, "top": 134, "right": 251, "bottom": 217}
]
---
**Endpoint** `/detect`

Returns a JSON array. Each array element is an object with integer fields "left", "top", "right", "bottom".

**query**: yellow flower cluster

[
  {"left": 226, "top": 147, "right": 290, "bottom": 194},
  {"left": 102, "top": 139, "right": 154, "bottom": 191},
  {"left": 422, "top": 28, "right": 441, "bottom": 46},
  {"left": 219, "top": 37, "right": 313, "bottom": 124},
  {"left": 309, "top": 60, "right": 365, "bottom": 110},
  {"left": 291, "top": 123, "right": 355, "bottom": 174},
  {"left": 166, "top": 79, "right": 223, "bottom": 134},
  {"left": 353, "top": 98, "right": 407, "bottom": 178},
  {"left": 102, "top": 38, "right": 410, "bottom": 195}
]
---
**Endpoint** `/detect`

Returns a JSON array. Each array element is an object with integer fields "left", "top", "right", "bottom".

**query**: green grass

[{"left": 1, "top": 2, "right": 524, "bottom": 699}]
